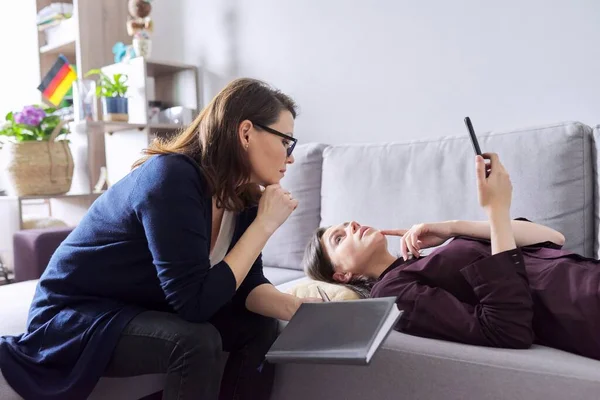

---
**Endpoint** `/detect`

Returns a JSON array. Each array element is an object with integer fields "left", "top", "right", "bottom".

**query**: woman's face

[
  {"left": 321, "top": 221, "right": 388, "bottom": 282},
  {"left": 244, "top": 110, "right": 295, "bottom": 186}
]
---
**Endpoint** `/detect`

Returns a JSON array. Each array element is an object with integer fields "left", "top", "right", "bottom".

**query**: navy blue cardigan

[{"left": 0, "top": 154, "right": 270, "bottom": 400}]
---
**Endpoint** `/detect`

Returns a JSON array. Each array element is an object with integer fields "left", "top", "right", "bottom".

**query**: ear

[
  {"left": 333, "top": 271, "right": 352, "bottom": 283},
  {"left": 238, "top": 120, "right": 253, "bottom": 149}
]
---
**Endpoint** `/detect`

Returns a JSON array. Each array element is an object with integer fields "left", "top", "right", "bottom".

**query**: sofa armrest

[{"left": 13, "top": 227, "right": 73, "bottom": 282}]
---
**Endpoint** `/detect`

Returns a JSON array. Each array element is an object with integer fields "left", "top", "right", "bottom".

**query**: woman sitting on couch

[{"left": 302, "top": 152, "right": 600, "bottom": 361}]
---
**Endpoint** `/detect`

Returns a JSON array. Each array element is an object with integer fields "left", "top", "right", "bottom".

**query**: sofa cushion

[
  {"left": 592, "top": 126, "right": 600, "bottom": 259},
  {"left": 272, "top": 329, "right": 600, "bottom": 400},
  {"left": 0, "top": 369, "right": 166, "bottom": 400},
  {"left": 321, "top": 122, "right": 595, "bottom": 257},
  {"left": 0, "top": 280, "right": 37, "bottom": 337},
  {"left": 0, "top": 272, "right": 303, "bottom": 339},
  {"left": 0, "top": 273, "right": 301, "bottom": 400},
  {"left": 285, "top": 279, "right": 360, "bottom": 301},
  {"left": 262, "top": 143, "right": 328, "bottom": 270}
]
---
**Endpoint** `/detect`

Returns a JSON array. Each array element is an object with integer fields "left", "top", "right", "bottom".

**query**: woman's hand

[
  {"left": 255, "top": 184, "right": 298, "bottom": 235},
  {"left": 246, "top": 285, "right": 322, "bottom": 321},
  {"left": 381, "top": 221, "right": 455, "bottom": 260},
  {"left": 287, "top": 296, "right": 323, "bottom": 319},
  {"left": 476, "top": 153, "right": 513, "bottom": 216}
]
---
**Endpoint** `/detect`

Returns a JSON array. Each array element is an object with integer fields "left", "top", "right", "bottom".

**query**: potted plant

[
  {"left": 0, "top": 105, "right": 73, "bottom": 196},
  {"left": 85, "top": 69, "right": 129, "bottom": 122}
]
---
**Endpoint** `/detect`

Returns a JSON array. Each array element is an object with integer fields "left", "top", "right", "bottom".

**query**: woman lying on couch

[{"left": 302, "top": 152, "right": 600, "bottom": 361}]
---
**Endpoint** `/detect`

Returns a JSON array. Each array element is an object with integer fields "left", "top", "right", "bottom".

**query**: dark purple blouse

[{"left": 371, "top": 226, "right": 600, "bottom": 360}]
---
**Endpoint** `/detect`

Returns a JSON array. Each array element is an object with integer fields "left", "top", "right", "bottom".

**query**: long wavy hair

[
  {"left": 302, "top": 227, "right": 377, "bottom": 298},
  {"left": 132, "top": 78, "right": 297, "bottom": 212}
]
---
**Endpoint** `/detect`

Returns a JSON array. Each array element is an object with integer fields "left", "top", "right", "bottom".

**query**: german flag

[{"left": 37, "top": 54, "right": 77, "bottom": 106}]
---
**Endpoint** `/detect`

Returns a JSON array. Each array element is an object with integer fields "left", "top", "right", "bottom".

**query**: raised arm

[
  {"left": 384, "top": 217, "right": 564, "bottom": 261},
  {"left": 451, "top": 219, "right": 564, "bottom": 248}
]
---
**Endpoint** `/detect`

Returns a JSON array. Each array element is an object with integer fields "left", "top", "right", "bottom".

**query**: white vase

[{"left": 133, "top": 37, "right": 152, "bottom": 58}]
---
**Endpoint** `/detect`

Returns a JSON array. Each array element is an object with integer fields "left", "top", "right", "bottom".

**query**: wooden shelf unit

[
  {"left": 35, "top": 0, "right": 130, "bottom": 197},
  {"left": 36, "top": 0, "right": 130, "bottom": 84},
  {"left": 34, "top": 3, "right": 202, "bottom": 196},
  {"left": 73, "top": 121, "right": 186, "bottom": 135},
  {"left": 98, "top": 58, "right": 201, "bottom": 185},
  {"left": 0, "top": 2, "right": 203, "bottom": 272}
]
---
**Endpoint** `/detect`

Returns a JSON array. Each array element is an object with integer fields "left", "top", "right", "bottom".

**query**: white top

[{"left": 209, "top": 210, "right": 236, "bottom": 267}]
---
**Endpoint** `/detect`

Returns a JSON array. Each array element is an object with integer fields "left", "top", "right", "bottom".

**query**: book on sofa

[{"left": 266, "top": 297, "right": 402, "bottom": 365}]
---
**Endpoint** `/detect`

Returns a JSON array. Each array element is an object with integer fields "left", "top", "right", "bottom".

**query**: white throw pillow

[{"left": 287, "top": 280, "right": 361, "bottom": 301}]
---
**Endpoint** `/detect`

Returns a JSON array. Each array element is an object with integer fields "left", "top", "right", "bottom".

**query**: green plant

[
  {"left": 84, "top": 69, "right": 129, "bottom": 98},
  {"left": 0, "top": 105, "right": 69, "bottom": 145}
]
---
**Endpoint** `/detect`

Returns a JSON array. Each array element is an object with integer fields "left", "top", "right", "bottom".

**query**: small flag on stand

[{"left": 37, "top": 54, "right": 77, "bottom": 106}]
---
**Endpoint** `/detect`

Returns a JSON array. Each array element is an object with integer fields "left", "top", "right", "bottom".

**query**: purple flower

[{"left": 15, "top": 106, "right": 46, "bottom": 126}]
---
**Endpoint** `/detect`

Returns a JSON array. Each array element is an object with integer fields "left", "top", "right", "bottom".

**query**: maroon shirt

[{"left": 371, "top": 229, "right": 600, "bottom": 360}]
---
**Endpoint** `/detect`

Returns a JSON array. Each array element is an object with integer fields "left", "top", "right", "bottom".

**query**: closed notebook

[{"left": 266, "top": 297, "right": 402, "bottom": 365}]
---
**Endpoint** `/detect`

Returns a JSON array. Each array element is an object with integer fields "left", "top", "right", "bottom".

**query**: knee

[{"left": 172, "top": 322, "right": 223, "bottom": 361}]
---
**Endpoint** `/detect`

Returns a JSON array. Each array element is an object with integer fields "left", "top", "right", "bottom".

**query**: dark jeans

[{"left": 104, "top": 304, "right": 278, "bottom": 400}]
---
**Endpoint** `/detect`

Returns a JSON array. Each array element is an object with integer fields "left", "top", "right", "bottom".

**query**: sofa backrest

[
  {"left": 262, "top": 121, "right": 598, "bottom": 271},
  {"left": 593, "top": 126, "right": 600, "bottom": 259},
  {"left": 262, "top": 143, "right": 328, "bottom": 270},
  {"left": 320, "top": 122, "right": 595, "bottom": 258}
]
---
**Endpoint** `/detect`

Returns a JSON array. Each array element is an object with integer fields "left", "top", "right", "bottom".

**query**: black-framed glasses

[{"left": 253, "top": 122, "right": 297, "bottom": 157}]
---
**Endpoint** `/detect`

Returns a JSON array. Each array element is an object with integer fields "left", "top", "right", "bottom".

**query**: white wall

[
  {"left": 156, "top": 0, "right": 600, "bottom": 143},
  {"left": 0, "top": 0, "right": 41, "bottom": 191},
  {"left": 0, "top": 1, "right": 41, "bottom": 120}
]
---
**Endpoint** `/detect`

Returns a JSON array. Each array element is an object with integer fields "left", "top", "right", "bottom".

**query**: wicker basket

[{"left": 1, "top": 120, "right": 74, "bottom": 196}]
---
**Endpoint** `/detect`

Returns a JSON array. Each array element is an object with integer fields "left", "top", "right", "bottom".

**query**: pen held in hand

[{"left": 317, "top": 286, "right": 331, "bottom": 302}]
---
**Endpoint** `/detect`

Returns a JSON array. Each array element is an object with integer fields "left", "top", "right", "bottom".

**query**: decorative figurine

[{"left": 127, "top": 0, "right": 153, "bottom": 58}]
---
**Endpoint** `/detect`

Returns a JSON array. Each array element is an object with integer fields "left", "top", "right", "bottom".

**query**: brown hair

[
  {"left": 132, "top": 78, "right": 298, "bottom": 212},
  {"left": 302, "top": 227, "right": 376, "bottom": 299}
]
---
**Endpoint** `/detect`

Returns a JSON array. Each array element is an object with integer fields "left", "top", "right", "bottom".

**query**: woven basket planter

[{"left": 0, "top": 120, "right": 74, "bottom": 196}]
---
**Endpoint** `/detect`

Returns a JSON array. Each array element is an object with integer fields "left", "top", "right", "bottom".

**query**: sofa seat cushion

[
  {"left": 0, "top": 267, "right": 303, "bottom": 400},
  {"left": 0, "top": 280, "right": 37, "bottom": 337},
  {"left": 272, "top": 329, "right": 600, "bottom": 400},
  {"left": 0, "top": 281, "right": 168, "bottom": 400},
  {"left": 0, "top": 268, "right": 305, "bottom": 339}
]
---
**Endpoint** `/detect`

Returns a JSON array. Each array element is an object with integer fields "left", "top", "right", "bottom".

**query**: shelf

[
  {"left": 146, "top": 60, "right": 198, "bottom": 77},
  {"left": 40, "top": 37, "right": 76, "bottom": 56},
  {"left": 10, "top": 191, "right": 105, "bottom": 202},
  {"left": 73, "top": 121, "right": 185, "bottom": 134},
  {"left": 146, "top": 123, "right": 187, "bottom": 131}
]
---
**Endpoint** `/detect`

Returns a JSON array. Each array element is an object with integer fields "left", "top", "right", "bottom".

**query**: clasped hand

[{"left": 381, "top": 222, "right": 454, "bottom": 261}]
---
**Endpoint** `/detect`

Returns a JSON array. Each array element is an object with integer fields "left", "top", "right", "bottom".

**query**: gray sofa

[{"left": 2, "top": 121, "right": 600, "bottom": 399}]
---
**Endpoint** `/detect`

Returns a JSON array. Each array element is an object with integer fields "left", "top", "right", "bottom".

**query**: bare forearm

[
  {"left": 451, "top": 219, "right": 565, "bottom": 248},
  {"left": 245, "top": 283, "right": 300, "bottom": 321},
  {"left": 486, "top": 210, "right": 517, "bottom": 254},
  {"left": 224, "top": 221, "right": 273, "bottom": 288}
]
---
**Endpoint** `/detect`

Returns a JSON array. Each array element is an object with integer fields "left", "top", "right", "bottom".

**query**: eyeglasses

[{"left": 253, "top": 122, "right": 297, "bottom": 157}]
